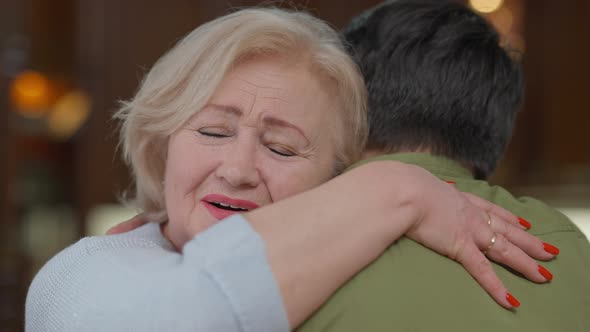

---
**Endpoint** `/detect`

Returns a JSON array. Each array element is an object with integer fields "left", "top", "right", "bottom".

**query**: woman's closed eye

[
  {"left": 197, "top": 128, "right": 231, "bottom": 138},
  {"left": 267, "top": 144, "right": 296, "bottom": 157}
]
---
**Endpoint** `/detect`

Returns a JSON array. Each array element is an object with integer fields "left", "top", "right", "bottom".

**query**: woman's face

[{"left": 163, "top": 56, "right": 343, "bottom": 248}]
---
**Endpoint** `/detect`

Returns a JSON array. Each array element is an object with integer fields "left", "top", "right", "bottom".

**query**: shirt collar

[{"left": 351, "top": 152, "right": 474, "bottom": 180}]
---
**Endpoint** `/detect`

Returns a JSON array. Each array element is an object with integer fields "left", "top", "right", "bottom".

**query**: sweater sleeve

[{"left": 25, "top": 214, "right": 289, "bottom": 332}]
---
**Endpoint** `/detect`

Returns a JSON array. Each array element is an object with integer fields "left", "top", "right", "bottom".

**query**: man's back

[{"left": 298, "top": 153, "right": 590, "bottom": 331}]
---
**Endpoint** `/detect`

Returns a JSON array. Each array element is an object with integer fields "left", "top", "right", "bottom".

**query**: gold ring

[
  {"left": 483, "top": 233, "right": 497, "bottom": 255},
  {"left": 487, "top": 212, "right": 492, "bottom": 226}
]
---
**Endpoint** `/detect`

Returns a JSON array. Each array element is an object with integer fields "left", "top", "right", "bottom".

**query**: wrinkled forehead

[{"left": 215, "top": 56, "right": 342, "bottom": 120}]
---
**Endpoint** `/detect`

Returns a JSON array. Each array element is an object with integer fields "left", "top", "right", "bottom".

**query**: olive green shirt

[{"left": 298, "top": 153, "right": 590, "bottom": 331}]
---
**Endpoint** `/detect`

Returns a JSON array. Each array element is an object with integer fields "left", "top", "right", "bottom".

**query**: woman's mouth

[
  {"left": 202, "top": 194, "right": 259, "bottom": 220},
  {"left": 208, "top": 201, "right": 249, "bottom": 212}
]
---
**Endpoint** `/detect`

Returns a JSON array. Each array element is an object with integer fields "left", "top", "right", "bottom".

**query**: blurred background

[{"left": 1, "top": 0, "right": 589, "bottom": 330}]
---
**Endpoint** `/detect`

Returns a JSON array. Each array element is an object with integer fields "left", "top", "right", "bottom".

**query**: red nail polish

[
  {"left": 506, "top": 292, "right": 520, "bottom": 308},
  {"left": 543, "top": 242, "right": 560, "bottom": 255},
  {"left": 538, "top": 265, "right": 553, "bottom": 281},
  {"left": 445, "top": 180, "right": 456, "bottom": 185},
  {"left": 517, "top": 217, "right": 531, "bottom": 229}
]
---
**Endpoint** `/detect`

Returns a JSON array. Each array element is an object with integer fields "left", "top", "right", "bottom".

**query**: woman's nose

[{"left": 215, "top": 137, "right": 261, "bottom": 188}]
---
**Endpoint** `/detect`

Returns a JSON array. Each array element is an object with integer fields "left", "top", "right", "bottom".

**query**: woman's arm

[
  {"left": 246, "top": 161, "right": 554, "bottom": 328},
  {"left": 102, "top": 160, "right": 554, "bottom": 330},
  {"left": 26, "top": 218, "right": 290, "bottom": 332}
]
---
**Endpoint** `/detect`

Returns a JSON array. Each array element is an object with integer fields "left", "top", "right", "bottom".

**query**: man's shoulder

[{"left": 457, "top": 180, "right": 581, "bottom": 236}]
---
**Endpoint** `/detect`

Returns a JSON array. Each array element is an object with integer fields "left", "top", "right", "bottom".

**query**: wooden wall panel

[{"left": 493, "top": 0, "right": 590, "bottom": 191}]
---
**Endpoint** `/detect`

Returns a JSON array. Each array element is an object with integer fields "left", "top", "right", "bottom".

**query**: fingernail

[
  {"left": 517, "top": 217, "right": 531, "bottom": 229},
  {"left": 538, "top": 265, "right": 553, "bottom": 281},
  {"left": 506, "top": 292, "right": 520, "bottom": 308},
  {"left": 543, "top": 242, "right": 560, "bottom": 255},
  {"left": 445, "top": 180, "right": 456, "bottom": 185}
]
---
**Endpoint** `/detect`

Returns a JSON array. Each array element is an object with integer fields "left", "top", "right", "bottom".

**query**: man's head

[{"left": 344, "top": 0, "right": 523, "bottom": 179}]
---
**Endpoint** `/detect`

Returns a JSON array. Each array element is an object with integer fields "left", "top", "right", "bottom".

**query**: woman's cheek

[{"left": 270, "top": 165, "right": 323, "bottom": 200}]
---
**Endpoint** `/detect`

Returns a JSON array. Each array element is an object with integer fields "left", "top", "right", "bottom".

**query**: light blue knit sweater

[{"left": 26, "top": 214, "right": 289, "bottom": 331}]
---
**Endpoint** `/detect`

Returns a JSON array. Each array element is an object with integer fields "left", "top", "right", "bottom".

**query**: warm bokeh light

[
  {"left": 10, "top": 70, "right": 52, "bottom": 117},
  {"left": 469, "top": 0, "right": 504, "bottom": 13},
  {"left": 47, "top": 90, "right": 91, "bottom": 140}
]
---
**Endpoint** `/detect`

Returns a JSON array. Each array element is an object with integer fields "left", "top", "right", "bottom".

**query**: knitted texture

[{"left": 26, "top": 215, "right": 289, "bottom": 332}]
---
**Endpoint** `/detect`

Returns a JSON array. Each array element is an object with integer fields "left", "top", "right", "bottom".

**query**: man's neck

[{"left": 362, "top": 149, "right": 476, "bottom": 177}]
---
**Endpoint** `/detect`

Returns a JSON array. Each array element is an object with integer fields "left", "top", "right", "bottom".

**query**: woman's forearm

[{"left": 245, "top": 161, "right": 425, "bottom": 328}]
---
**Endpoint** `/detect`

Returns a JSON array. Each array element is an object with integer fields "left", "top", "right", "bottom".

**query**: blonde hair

[{"left": 115, "top": 7, "right": 367, "bottom": 221}]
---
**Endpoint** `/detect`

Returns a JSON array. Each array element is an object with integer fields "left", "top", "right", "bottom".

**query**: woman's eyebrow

[
  {"left": 263, "top": 116, "right": 310, "bottom": 145},
  {"left": 203, "top": 103, "right": 243, "bottom": 116}
]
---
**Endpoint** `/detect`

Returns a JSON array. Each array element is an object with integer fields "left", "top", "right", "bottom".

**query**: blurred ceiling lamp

[
  {"left": 47, "top": 90, "right": 91, "bottom": 140},
  {"left": 470, "top": 0, "right": 504, "bottom": 14},
  {"left": 10, "top": 70, "right": 52, "bottom": 117}
]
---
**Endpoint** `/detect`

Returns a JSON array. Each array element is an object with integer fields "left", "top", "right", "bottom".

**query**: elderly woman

[{"left": 26, "top": 7, "right": 553, "bottom": 332}]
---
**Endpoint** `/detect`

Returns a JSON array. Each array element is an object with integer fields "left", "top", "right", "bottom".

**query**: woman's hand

[{"left": 388, "top": 164, "right": 557, "bottom": 309}]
